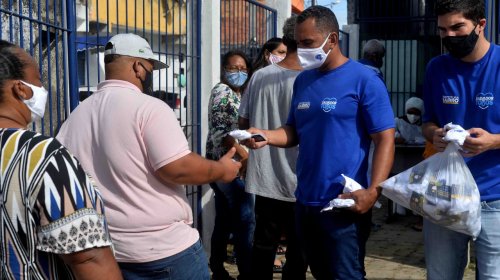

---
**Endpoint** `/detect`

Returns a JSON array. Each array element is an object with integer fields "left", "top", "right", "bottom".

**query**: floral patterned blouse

[{"left": 206, "top": 82, "right": 241, "bottom": 161}]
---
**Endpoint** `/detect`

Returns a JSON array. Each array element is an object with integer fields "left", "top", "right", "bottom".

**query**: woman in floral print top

[
  {"left": 206, "top": 50, "right": 250, "bottom": 162},
  {"left": 205, "top": 50, "right": 256, "bottom": 280}
]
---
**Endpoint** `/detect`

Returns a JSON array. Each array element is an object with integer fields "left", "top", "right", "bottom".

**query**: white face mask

[
  {"left": 406, "top": 113, "right": 420, "bottom": 124},
  {"left": 20, "top": 80, "right": 48, "bottom": 122},
  {"left": 297, "top": 33, "right": 332, "bottom": 70},
  {"left": 268, "top": 53, "right": 285, "bottom": 64}
]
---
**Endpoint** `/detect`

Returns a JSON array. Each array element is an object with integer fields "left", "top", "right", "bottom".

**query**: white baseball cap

[{"left": 104, "top": 33, "right": 168, "bottom": 70}]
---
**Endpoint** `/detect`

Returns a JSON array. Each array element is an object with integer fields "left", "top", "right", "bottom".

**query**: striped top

[{"left": 0, "top": 129, "right": 112, "bottom": 279}]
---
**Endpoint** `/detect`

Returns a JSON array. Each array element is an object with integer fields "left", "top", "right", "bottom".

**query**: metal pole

[
  {"left": 311, "top": 0, "right": 317, "bottom": 6},
  {"left": 66, "top": 0, "right": 79, "bottom": 111}
]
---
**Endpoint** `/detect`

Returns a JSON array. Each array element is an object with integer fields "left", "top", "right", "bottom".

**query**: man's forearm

[
  {"left": 156, "top": 153, "right": 224, "bottom": 185},
  {"left": 370, "top": 130, "right": 395, "bottom": 192},
  {"left": 266, "top": 125, "right": 298, "bottom": 148}
]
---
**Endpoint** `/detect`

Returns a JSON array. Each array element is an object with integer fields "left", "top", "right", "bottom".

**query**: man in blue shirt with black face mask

[
  {"left": 422, "top": 0, "right": 500, "bottom": 279},
  {"left": 245, "top": 6, "right": 395, "bottom": 279}
]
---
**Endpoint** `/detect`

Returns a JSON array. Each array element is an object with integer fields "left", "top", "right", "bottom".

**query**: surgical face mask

[
  {"left": 224, "top": 71, "right": 248, "bottom": 88},
  {"left": 297, "top": 33, "right": 332, "bottom": 70},
  {"left": 406, "top": 113, "right": 420, "bottom": 124},
  {"left": 268, "top": 53, "right": 285, "bottom": 64},
  {"left": 442, "top": 25, "right": 479, "bottom": 58},
  {"left": 139, "top": 63, "right": 153, "bottom": 95},
  {"left": 20, "top": 80, "right": 48, "bottom": 122}
]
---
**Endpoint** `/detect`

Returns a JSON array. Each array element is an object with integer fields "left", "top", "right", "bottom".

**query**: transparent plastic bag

[{"left": 381, "top": 144, "right": 481, "bottom": 237}]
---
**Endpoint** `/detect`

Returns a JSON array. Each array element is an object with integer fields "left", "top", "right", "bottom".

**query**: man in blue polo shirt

[
  {"left": 422, "top": 0, "right": 500, "bottom": 279},
  {"left": 245, "top": 6, "right": 395, "bottom": 279}
]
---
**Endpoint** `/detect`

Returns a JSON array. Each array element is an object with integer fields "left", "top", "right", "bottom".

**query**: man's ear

[
  {"left": 478, "top": 18, "right": 487, "bottom": 32},
  {"left": 12, "top": 81, "right": 30, "bottom": 100},
  {"left": 328, "top": 32, "right": 338, "bottom": 48},
  {"left": 132, "top": 60, "right": 143, "bottom": 79}
]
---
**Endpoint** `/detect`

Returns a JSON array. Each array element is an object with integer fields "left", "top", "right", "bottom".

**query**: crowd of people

[{"left": 1, "top": 0, "right": 499, "bottom": 279}]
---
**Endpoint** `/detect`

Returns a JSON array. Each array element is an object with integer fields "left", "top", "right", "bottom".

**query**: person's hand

[
  {"left": 432, "top": 128, "right": 448, "bottom": 152},
  {"left": 240, "top": 128, "right": 268, "bottom": 149},
  {"left": 218, "top": 147, "right": 242, "bottom": 183},
  {"left": 337, "top": 187, "right": 379, "bottom": 214},
  {"left": 239, "top": 157, "right": 248, "bottom": 179},
  {"left": 461, "top": 128, "right": 500, "bottom": 157}
]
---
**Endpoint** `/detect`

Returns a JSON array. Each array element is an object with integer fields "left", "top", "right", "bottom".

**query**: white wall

[
  {"left": 199, "top": 0, "right": 221, "bottom": 257},
  {"left": 342, "top": 23, "right": 359, "bottom": 60},
  {"left": 264, "top": 0, "right": 292, "bottom": 37}
]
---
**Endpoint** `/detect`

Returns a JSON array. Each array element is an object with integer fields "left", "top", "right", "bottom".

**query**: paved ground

[{"left": 223, "top": 197, "right": 476, "bottom": 279}]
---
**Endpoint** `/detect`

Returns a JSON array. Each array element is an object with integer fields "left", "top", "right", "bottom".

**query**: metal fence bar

[
  {"left": 355, "top": 0, "right": 439, "bottom": 117},
  {"left": 2, "top": 0, "right": 201, "bottom": 228},
  {"left": 220, "top": 0, "right": 277, "bottom": 63},
  {"left": 1, "top": 0, "right": 71, "bottom": 136}
]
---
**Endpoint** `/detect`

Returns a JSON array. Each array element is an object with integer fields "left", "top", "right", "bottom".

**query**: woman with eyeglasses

[{"left": 206, "top": 50, "right": 255, "bottom": 280}]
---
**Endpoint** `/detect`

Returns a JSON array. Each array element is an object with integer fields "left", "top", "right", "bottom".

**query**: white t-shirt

[{"left": 57, "top": 80, "right": 198, "bottom": 263}]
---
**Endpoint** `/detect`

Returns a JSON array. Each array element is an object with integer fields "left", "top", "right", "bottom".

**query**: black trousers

[{"left": 250, "top": 195, "right": 307, "bottom": 280}]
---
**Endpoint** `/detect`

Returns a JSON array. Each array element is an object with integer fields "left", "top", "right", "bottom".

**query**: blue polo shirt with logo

[
  {"left": 286, "top": 59, "right": 394, "bottom": 206},
  {"left": 423, "top": 44, "right": 500, "bottom": 202}
]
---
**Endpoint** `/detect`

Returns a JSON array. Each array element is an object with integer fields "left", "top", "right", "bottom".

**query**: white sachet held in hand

[
  {"left": 229, "top": 130, "right": 252, "bottom": 141},
  {"left": 321, "top": 174, "right": 363, "bottom": 211},
  {"left": 443, "top": 122, "right": 470, "bottom": 146}
]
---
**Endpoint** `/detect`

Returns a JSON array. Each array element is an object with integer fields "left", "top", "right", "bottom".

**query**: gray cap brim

[{"left": 151, "top": 59, "right": 169, "bottom": 70}]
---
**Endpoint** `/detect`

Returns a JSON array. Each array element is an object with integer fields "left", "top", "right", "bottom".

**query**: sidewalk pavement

[{"left": 223, "top": 197, "right": 476, "bottom": 279}]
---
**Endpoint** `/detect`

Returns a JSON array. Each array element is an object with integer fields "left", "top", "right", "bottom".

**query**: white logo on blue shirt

[
  {"left": 321, "top": 98, "right": 337, "bottom": 112},
  {"left": 297, "top": 102, "right": 310, "bottom": 110},
  {"left": 442, "top": 96, "right": 459, "bottom": 105},
  {"left": 476, "top": 93, "right": 494, "bottom": 109}
]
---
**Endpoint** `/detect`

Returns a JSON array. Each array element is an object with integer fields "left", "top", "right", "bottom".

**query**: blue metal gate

[
  {"left": 1, "top": 0, "right": 204, "bottom": 230},
  {"left": 485, "top": 0, "right": 499, "bottom": 44},
  {"left": 1, "top": 0, "right": 71, "bottom": 136},
  {"left": 220, "top": 0, "right": 277, "bottom": 62},
  {"left": 355, "top": 0, "right": 440, "bottom": 117}
]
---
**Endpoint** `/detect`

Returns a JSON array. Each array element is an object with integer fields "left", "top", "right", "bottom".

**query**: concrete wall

[
  {"left": 199, "top": 0, "right": 221, "bottom": 256},
  {"left": 264, "top": 0, "right": 292, "bottom": 37}
]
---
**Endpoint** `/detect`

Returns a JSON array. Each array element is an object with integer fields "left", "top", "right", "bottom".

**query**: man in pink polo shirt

[{"left": 57, "top": 33, "right": 240, "bottom": 280}]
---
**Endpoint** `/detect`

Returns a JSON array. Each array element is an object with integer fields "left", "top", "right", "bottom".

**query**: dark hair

[
  {"left": 282, "top": 16, "right": 298, "bottom": 52},
  {"left": 435, "top": 0, "right": 485, "bottom": 24},
  {"left": 0, "top": 40, "right": 26, "bottom": 101},
  {"left": 104, "top": 54, "right": 121, "bottom": 64},
  {"left": 221, "top": 50, "right": 251, "bottom": 90},
  {"left": 297, "top": 5, "right": 339, "bottom": 35},
  {"left": 253, "top": 37, "right": 283, "bottom": 70}
]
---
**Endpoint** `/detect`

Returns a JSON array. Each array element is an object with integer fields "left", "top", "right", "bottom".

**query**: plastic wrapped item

[
  {"left": 381, "top": 143, "right": 481, "bottom": 237},
  {"left": 229, "top": 130, "right": 252, "bottom": 140},
  {"left": 321, "top": 174, "right": 362, "bottom": 211}
]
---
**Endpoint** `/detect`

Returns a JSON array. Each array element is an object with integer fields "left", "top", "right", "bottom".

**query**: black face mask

[
  {"left": 442, "top": 25, "right": 479, "bottom": 59},
  {"left": 139, "top": 63, "right": 153, "bottom": 95}
]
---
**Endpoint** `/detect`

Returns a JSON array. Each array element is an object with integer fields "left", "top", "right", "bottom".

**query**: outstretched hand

[
  {"left": 218, "top": 147, "right": 242, "bottom": 183},
  {"left": 240, "top": 128, "right": 268, "bottom": 149}
]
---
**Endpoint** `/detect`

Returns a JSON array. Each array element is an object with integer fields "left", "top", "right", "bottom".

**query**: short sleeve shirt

[
  {"left": 286, "top": 60, "right": 395, "bottom": 206},
  {"left": 57, "top": 80, "right": 198, "bottom": 263},
  {"left": 0, "top": 129, "right": 111, "bottom": 279},
  {"left": 206, "top": 82, "right": 241, "bottom": 160}
]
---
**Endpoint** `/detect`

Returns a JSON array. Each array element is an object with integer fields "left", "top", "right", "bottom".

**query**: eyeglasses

[{"left": 224, "top": 66, "right": 248, "bottom": 73}]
